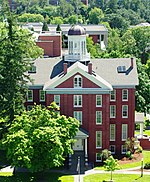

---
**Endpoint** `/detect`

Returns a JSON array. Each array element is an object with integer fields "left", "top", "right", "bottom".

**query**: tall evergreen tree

[
  {"left": 42, "top": 21, "right": 49, "bottom": 31},
  {"left": 0, "top": 3, "right": 43, "bottom": 123}
]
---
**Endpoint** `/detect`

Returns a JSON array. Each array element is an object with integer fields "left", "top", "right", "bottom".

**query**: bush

[
  {"left": 126, "top": 151, "right": 132, "bottom": 158},
  {"left": 144, "top": 162, "right": 150, "bottom": 169},
  {"left": 136, "top": 145, "right": 143, "bottom": 153}
]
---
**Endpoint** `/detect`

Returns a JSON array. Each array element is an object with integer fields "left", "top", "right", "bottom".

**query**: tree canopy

[
  {"left": 1, "top": 103, "right": 80, "bottom": 172},
  {"left": 0, "top": 5, "right": 43, "bottom": 122}
]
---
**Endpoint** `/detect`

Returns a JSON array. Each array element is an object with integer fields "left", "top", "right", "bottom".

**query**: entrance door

[{"left": 73, "top": 139, "right": 83, "bottom": 151}]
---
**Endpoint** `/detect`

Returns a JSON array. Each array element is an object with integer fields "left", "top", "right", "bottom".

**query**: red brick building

[
  {"left": 26, "top": 25, "right": 138, "bottom": 166},
  {"left": 36, "top": 32, "right": 62, "bottom": 57}
]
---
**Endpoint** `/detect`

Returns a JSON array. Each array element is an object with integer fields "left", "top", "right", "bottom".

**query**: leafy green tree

[
  {"left": 18, "top": 13, "right": 44, "bottom": 23},
  {"left": 51, "top": 17, "right": 63, "bottom": 25},
  {"left": 104, "top": 156, "right": 120, "bottom": 181},
  {"left": 42, "top": 21, "right": 49, "bottom": 31},
  {"left": 58, "top": 0, "right": 74, "bottom": 18},
  {"left": 1, "top": 103, "right": 80, "bottom": 172},
  {"left": 0, "top": 6, "right": 43, "bottom": 122},
  {"left": 136, "top": 60, "right": 150, "bottom": 113},
  {"left": 88, "top": 7, "right": 104, "bottom": 24}
]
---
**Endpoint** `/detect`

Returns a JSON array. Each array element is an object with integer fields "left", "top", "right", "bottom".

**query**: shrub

[
  {"left": 126, "top": 151, "right": 132, "bottom": 159},
  {"left": 136, "top": 145, "right": 143, "bottom": 153},
  {"left": 101, "top": 149, "right": 111, "bottom": 160},
  {"left": 144, "top": 162, "right": 150, "bottom": 169}
]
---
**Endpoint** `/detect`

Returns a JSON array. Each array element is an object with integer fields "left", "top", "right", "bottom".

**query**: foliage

[
  {"left": 1, "top": 103, "right": 80, "bottom": 172},
  {"left": 42, "top": 21, "right": 49, "bottom": 31},
  {"left": 18, "top": 13, "right": 44, "bottom": 23},
  {"left": 51, "top": 17, "right": 63, "bottom": 25},
  {"left": 144, "top": 162, "right": 150, "bottom": 169},
  {"left": 124, "top": 137, "right": 137, "bottom": 154},
  {"left": 135, "top": 59, "right": 150, "bottom": 113},
  {"left": 104, "top": 156, "right": 120, "bottom": 181},
  {"left": 88, "top": 7, "right": 104, "bottom": 24},
  {"left": 0, "top": 6, "right": 43, "bottom": 122},
  {"left": 101, "top": 149, "right": 111, "bottom": 161},
  {"left": 125, "top": 151, "right": 133, "bottom": 159}
]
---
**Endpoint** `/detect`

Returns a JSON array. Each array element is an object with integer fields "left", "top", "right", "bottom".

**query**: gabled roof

[{"left": 43, "top": 61, "right": 113, "bottom": 91}]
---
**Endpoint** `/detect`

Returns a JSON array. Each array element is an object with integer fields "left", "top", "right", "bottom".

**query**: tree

[
  {"left": 1, "top": 103, "right": 80, "bottom": 172},
  {"left": 0, "top": 5, "right": 43, "bottom": 122},
  {"left": 18, "top": 13, "right": 44, "bottom": 23},
  {"left": 88, "top": 7, "right": 104, "bottom": 24},
  {"left": 42, "top": 21, "right": 49, "bottom": 31},
  {"left": 104, "top": 156, "right": 120, "bottom": 181}
]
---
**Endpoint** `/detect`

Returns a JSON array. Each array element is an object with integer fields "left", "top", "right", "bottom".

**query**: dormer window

[{"left": 74, "top": 75, "right": 82, "bottom": 88}]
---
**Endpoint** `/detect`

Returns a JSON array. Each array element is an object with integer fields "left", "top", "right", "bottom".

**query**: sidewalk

[{"left": 73, "top": 167, "right": 150, "bottom": 182}]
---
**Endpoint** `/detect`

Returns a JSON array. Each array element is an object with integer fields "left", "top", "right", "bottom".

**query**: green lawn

[
  {"left": 95, "top": 150, "right": 150, "bottom": 170},
  {"left": 84, "top": 174, "right": 150, "bottom": 182},
  {"left": 0, "top": 172, "right": 74, "bottom": 182},
  {"left": 135, "top": 130, "right": 150, "bottom": 136}
]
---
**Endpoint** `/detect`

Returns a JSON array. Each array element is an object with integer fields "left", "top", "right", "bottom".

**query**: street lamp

[{"left": 141, "top": 158, "right": 144, "bottom": 177}]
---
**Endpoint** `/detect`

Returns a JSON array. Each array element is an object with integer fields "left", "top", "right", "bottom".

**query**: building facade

[{"left": 26, "top": 25, "right": 138, "bottom": 165}]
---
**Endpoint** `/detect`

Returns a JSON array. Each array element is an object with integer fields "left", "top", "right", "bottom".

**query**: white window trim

[
  {"left": 96, "top": 111, "right": 102, "bottom": 125},
  {"left": 110, "top": 124, "right": 116, "bottom": 141},
  {"left": 122, "top": 89, "right": 128, "bottom": 101},
  {"left": 96, "top": 153, "right": 102, "bottom": 162},
  {"left": 27, "top": 90, "right": 33, "bottom": 102},
  {"left": 121, "top": 145, "right": 127, "bottom": 154},
  {"left": 122, "top": 124, "right": 128, "bottom": 141},
  {"left": 74, "top": 75, "right": 82, "bottom": 88},
  {"left": 74, "top": 111, "right": 82, "bottom": 125},
  {"left": 39, "top": 90, "right": 45, "bottom": 102},
  {"left": 109, "top": 145, "right": 115, "bottom": 154},
  {"left": 110, "top": 105, "right": 116, "bottom": 118},
  {"left": 110, "top": 90, "right": 116, "bottom": 101},
  {"left": 122, "top": 105, "right": 128, "bottom": 118},
  {"left": 74, "top": 95, "right": 82, "bottom": 107},
  {"left": 96, "top": 131, "right": 102, "bottom": 149},
  {"left": 54, "top": 95, "right": 60, "bottom": 106},
  {"left": 96, "top": 95, "right": 102, "bottom": 107}
]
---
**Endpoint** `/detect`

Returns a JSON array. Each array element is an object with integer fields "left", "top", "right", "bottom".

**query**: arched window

[{"left": 74, "top": 75, "right": 82, "bottom": 88}]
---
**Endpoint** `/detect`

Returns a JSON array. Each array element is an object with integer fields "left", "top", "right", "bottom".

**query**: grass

[
  {"left": 84, "top": 173, "right": 150, "bottom": 182},
  {"left": 135, "top": 130, "right": 150, "bottom": 136},
  {"left": 95, "top": 150, "right": 150, "bottom": 170},
  {"left": 0, "top": 172, "right": 74, "bottom": 182}
]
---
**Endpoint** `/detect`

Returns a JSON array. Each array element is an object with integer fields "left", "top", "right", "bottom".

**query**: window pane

[
  {"left": 110, "top": 105, "right": 116, "bottom": 118},
  {"left": 96, "top": 131, "right": 102, "bottom": 148},
  {"left": 54, "top": 95, "right": 60, "bottom": 106},
  {"left": 74, "top": 76, "right": 82, "bottom": 88},
  {"left": 122, "top": 124, "right": 128, "bottom": 141},
  {"left": 122, "top": 89, "right": 128, "bottom": 101},
  {"left": 96, "top": 111, "right": 102, "bottom": 124},
  {"left": 110, "top": 124, "right": 115, "bottom": 141},
  {"left": 27, "top": 90, "right": 33, "bottom": 101},
  {"left": 40, "top": 90, "right": 45, "bottom": 101},
  {"left": 74, "top": 111, "right": 82, "bottom": 124},
  {"left": 96, "top": 95, "right": 102, "bottom": 106},
  {"left": 110, "top": 90, "right": 116, "bottom": 101},
  {"left": 96, "top": 153, "right": 102, "bottom": 162},
  {"left": 74, "top": 95, "right": 82, "bottom": 107},
  {"left": 122, "top": 105, "right": 128, "bottom": 118},
  {"left": 109, "top": 145, "right": 115, "bottom": 154}
]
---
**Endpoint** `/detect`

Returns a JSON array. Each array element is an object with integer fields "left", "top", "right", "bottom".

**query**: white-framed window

[
  {"left": 96, "top": 153, "right": 102, "bottom": 162},
  {"left": 27, "top": 105, "right": 33, "bottom": 111},
  {"left": 121, "top": 145, "right": 127, "bottom": 154},
  {"left": 96, "top": 131, "right": 102, "bottom": 149},
  {"left": 110, "top": 90, "right": 116, "bottom": 101},
  {"left": 122, "top": 105, "right": 128, "bottom": 118},
  {"left": 74, "top": 95, "right": 82, "bottom": 107},
  {"left": 122, "top": 124, "right": 128, "bottom": 141},
  {"left": 74, "top": 75, "right": 82, "bottom": 88},
  {"left": 110, "top": 105, "right": 116, "bottom": 118},
  {"left": 109, "top": 145, "right": 115, "bottom": 154},
  {"left": 74, "top": 111, "right": 82, "bottom": 125},
  {"left": 39, "top": 90, "right": 45, "bottom": 101},
  {"left": 96, "top": 111, "right": 102, "bottom": 125},
  {"left": 27, "top": 90, "right": 33, "bottom": 102},
  {"left": 54, "top": 95, "right": 60, "bottom": 106},
  {"left": 122, "top": 89, "right": 128, "bottom": 101},
  {"left": 96, "top": 95, "right": 102, "bottom": 107},
  {"left": 110, "top": 124, "right": 116, "bottom": 141}
]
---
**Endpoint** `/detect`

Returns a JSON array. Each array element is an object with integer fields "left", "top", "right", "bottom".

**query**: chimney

[
  {"left": 63, "top": 63, "right": 67, "bottom": 74},
  {"left": 88, "top": 62, "right": 92, "bottom": 74},
  {"left": 131, "top": 57, "right": 134, "bottom": 68}
]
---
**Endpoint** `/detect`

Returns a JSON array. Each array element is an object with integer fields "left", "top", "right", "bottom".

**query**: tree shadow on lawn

[{"left": 0, "top": 172, "right": 69, "bottom": 182}]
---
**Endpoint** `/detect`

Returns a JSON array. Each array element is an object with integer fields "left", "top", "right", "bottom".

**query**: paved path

[
  {"left": 0, "top": 166, "right": 14, "bottom": 173},
  {"left": 73, "top": 166, "right": 150, "bottom": 182}
]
